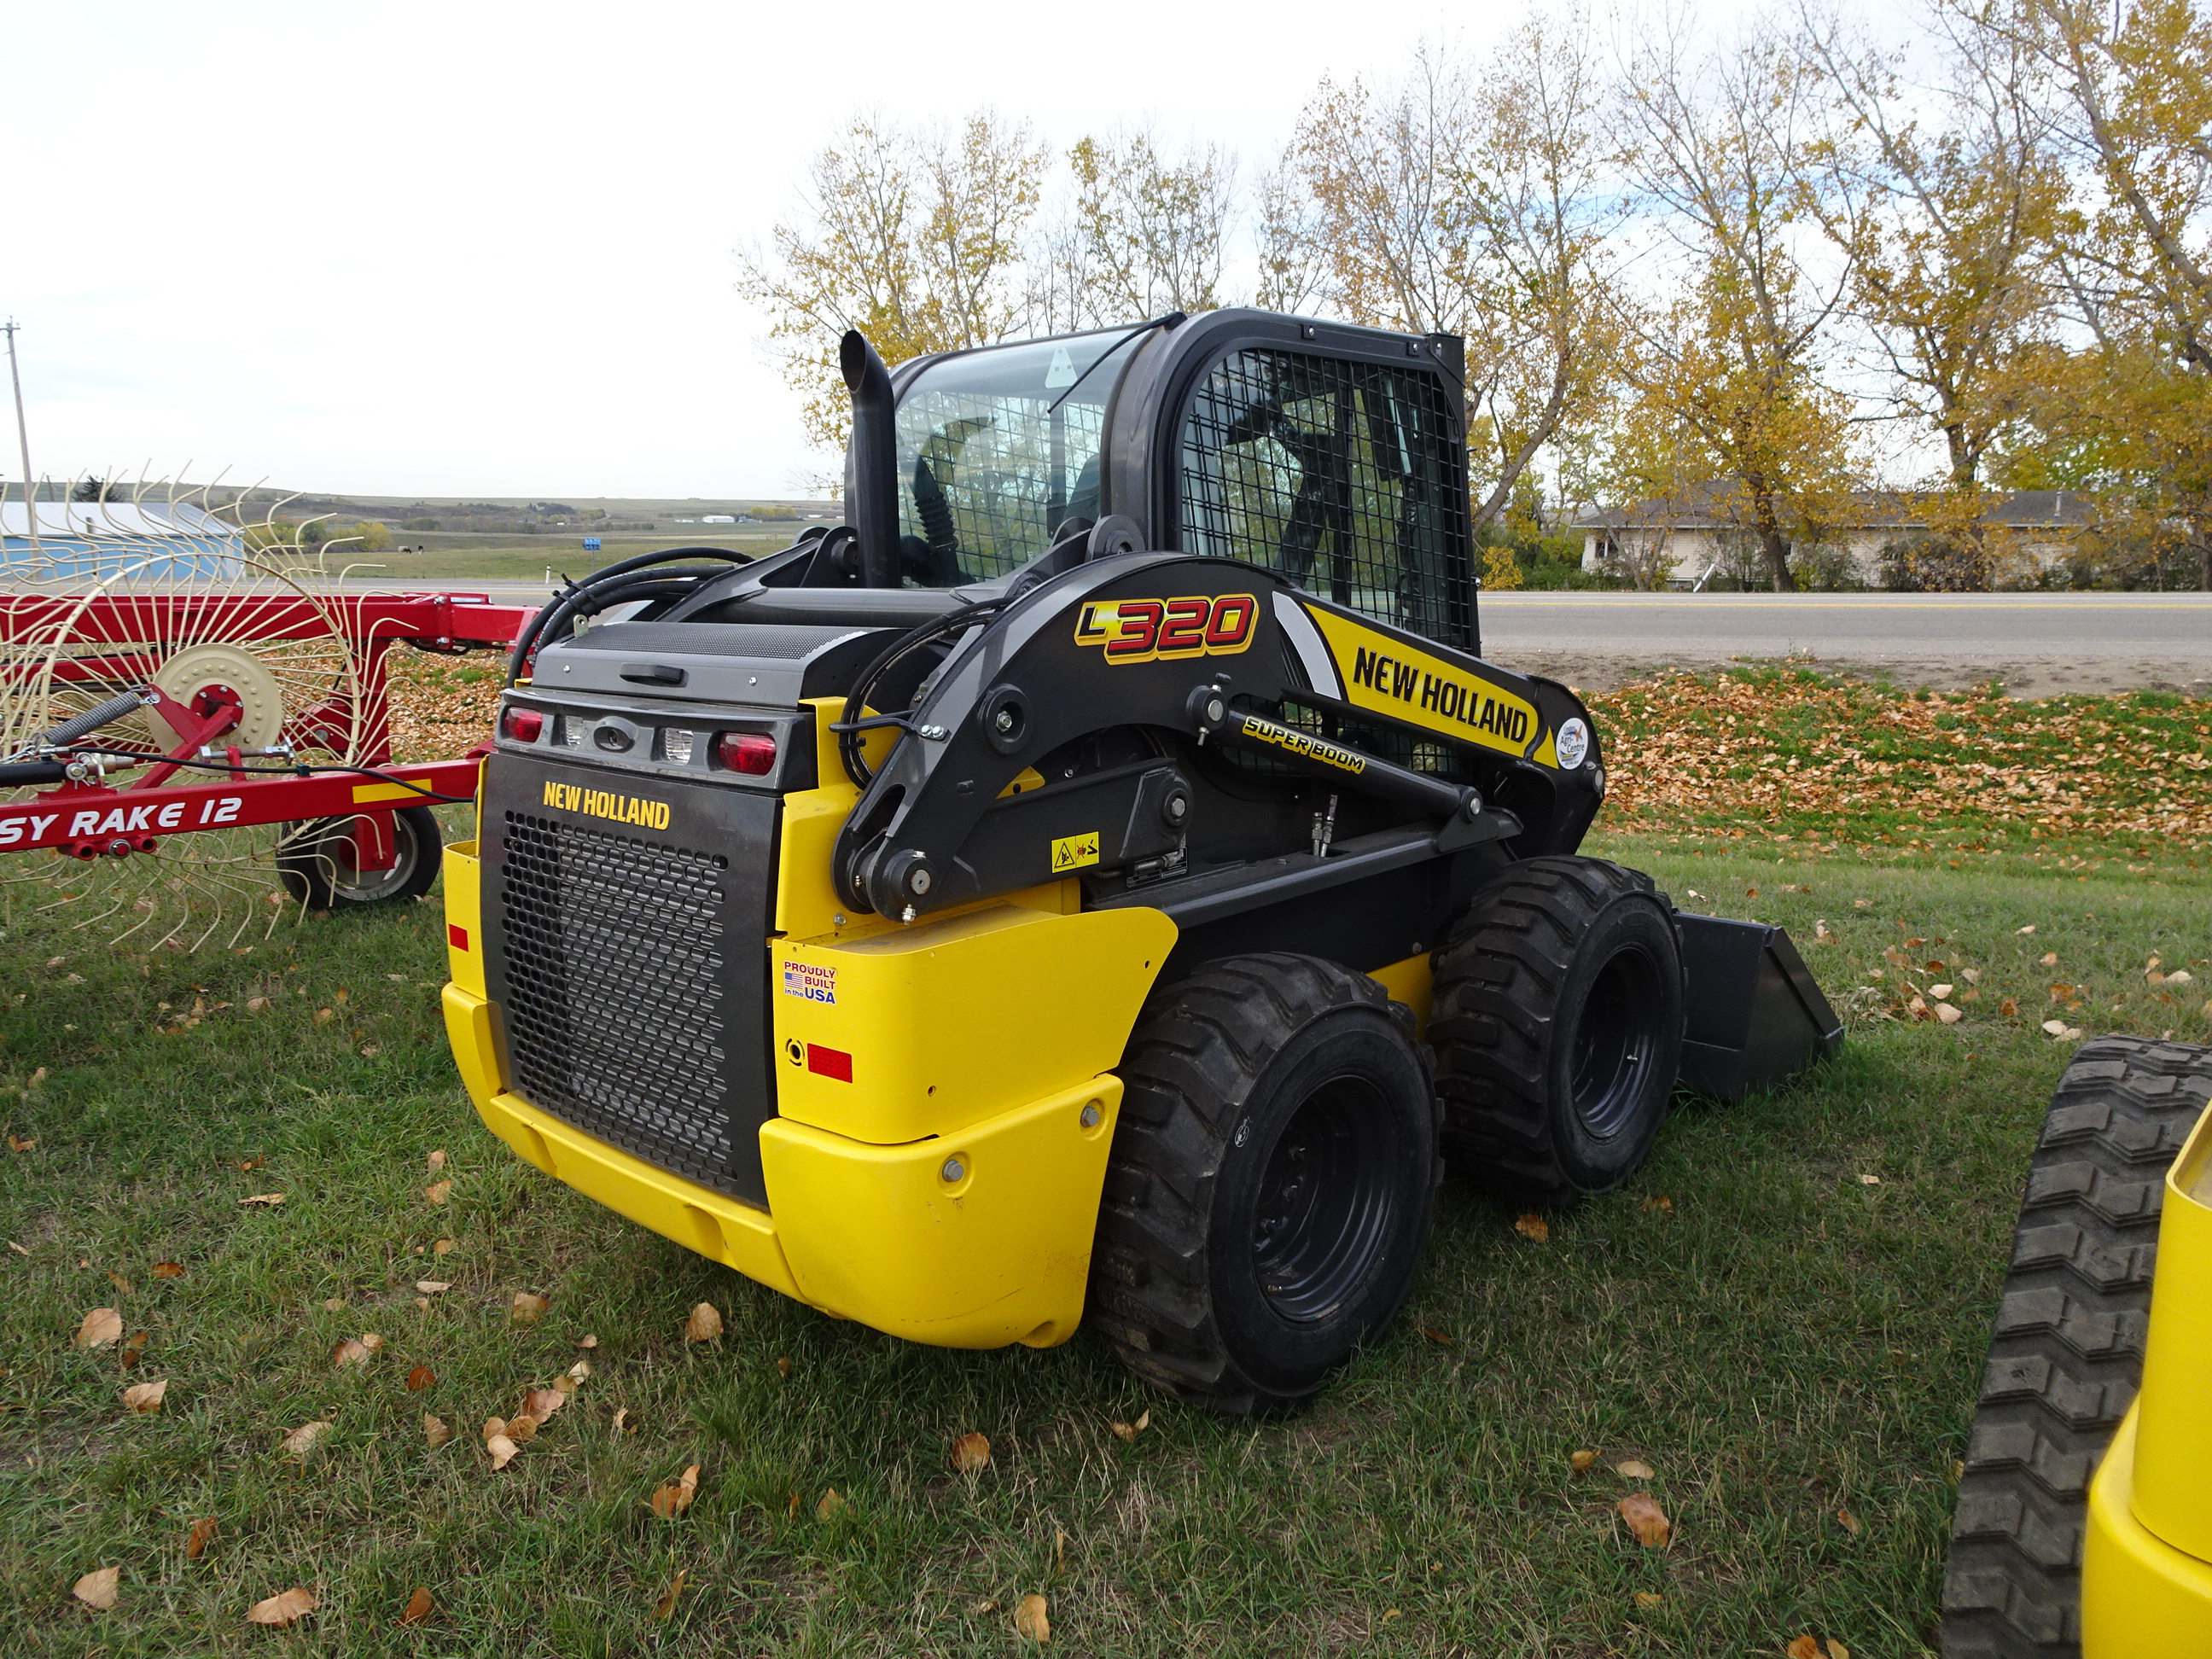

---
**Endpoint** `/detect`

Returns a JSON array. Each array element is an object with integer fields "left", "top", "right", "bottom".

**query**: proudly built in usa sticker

[{"left": 781, "top": 961, "right": 836, "bottom": 1004}]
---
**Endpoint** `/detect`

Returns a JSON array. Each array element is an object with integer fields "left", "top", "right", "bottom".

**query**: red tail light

[
  {"left": 501, "top": 707, "right": 544, "bottom": 742},
  {"left": 717, "top": 731, "right": 777, "bottom": 775}
]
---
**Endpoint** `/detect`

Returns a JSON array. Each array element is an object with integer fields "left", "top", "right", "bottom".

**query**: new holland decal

[
  {"left": 1300, "top": 604, "right": 1545, "bottom": 760},
  {"left": 540, "top": 779, "right": 672, "bottom": 830},
  {"left": 1074, "top": 593, "right": 1257, "bottom": 664}
]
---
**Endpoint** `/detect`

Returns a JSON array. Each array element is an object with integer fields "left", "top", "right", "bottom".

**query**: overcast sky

[{"left": 5, "top": 0, "right": 1537, "bottom": 500}]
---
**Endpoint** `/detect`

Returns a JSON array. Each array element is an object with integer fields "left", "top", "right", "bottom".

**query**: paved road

[
  {"left": 1476, "top": 591, "right": 2212, "bottom": 695},
  {"left": 358, "top": 580, "right": 2212, "bottom": 696}
]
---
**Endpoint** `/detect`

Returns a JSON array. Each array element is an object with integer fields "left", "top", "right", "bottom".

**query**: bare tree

[
  {"left": 1025, "top": 128, "right": 1236, "bottom": 332},
  {"left": 1617, "top": 14, "right": 1860, "bottom": 590},
  {"left": 1805, "top": 2, "right": 2064, "bottom": 503},
  {"left": 1288, "top": 18, "right": 1627, "bottom": 543},
  {"left": 736, "top": 112, "right": 1044, "bottom": 450}
]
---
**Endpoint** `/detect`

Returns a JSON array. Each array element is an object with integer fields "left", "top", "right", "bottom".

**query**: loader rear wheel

[
  {"left": 1429, "top": 855, "right": 1682, "bottom": 1204},
  {"left": 1088, "top": 953, "right": 1439, "bottom": 1413},
  {"left": 1940, "top": 1036, "right": 2212, "bottom": 1658}
]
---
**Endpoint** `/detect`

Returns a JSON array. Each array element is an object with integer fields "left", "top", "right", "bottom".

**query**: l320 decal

[{"left": 1074, "top": 594, "right": 1257, "bottom": 664}]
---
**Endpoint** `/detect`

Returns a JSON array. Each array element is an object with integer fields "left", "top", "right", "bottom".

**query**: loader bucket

[{"left": 1674, "top": 912, "right": 1843, "bottom": 1100}]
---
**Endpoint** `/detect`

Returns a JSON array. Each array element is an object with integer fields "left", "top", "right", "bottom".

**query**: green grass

[{"left": 3, "top": 837, "right": 2209, "bottom": 1656}]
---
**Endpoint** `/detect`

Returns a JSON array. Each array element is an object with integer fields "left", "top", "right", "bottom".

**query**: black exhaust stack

[{"left": 841, "top": 329, "right": 901, "bottom": 589}]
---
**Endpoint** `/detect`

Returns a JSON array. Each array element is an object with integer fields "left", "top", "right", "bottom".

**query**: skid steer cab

[{"left": 439, "top": 309, "right": 1840, "bottom": 1412}]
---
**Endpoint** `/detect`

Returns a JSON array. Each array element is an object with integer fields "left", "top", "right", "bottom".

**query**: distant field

[{"left": 339, "top": 529, "right": 802, "bottom": 585}]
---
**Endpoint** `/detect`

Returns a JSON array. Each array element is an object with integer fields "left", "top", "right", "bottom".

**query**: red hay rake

[{"left": 0, "top": 567, "right": 532, "bottom": 949}]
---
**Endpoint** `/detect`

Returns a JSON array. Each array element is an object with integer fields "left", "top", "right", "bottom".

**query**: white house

[{"left": 1573, "top": 487, "right": 2093, "bottom": 586}]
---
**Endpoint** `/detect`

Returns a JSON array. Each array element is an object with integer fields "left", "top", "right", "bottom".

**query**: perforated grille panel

[
  {"left": 1179, "top": 348, "right": 1472, "bottom": 649},
  {"left": 497, "top": 811, "right": 736, "bottom": 1193}
]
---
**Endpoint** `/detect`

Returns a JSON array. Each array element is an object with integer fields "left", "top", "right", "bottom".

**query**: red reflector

[
  {"left": 447, "top": 923, "right": 469, "bottom": 951},
  {"left": 805, "top": 1044, "right": 853, "bottom": 1082},
  {"left": 717, "top": 731, "right": 777, "bottom": 775},
  {"left": 500, "top": 707, "right": 544, "bottom": 742}
]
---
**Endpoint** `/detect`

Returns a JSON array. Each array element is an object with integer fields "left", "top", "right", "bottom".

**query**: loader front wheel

[
  {"left": 1429, "top": 855, "right": 1682, "bottom": 1204},
  {"left": 1089, "top": 953, "right": 1439, "bottom": 1413}
]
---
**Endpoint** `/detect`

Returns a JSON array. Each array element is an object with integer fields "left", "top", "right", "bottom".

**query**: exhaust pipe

[{"left": 841, "top": 329, "right": 901, "bottom": 588}]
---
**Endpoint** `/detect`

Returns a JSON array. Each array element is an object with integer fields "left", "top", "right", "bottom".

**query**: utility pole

[{"left": 3, "top": 318, "right": 40, "bottom": 554}]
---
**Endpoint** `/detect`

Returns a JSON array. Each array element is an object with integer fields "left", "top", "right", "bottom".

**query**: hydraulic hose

[
  {"left": 835, "top": 598, "right": 1010, "bottom": 789},
  {"left": 506, "top": 547, "right": 752, "bottom": 684}
]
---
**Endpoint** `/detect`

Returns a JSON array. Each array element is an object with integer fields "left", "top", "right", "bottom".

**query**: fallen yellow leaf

[
  {"left": 423, "top": 1180, "right": 452, "bottom": 1206},
  {"left": 282, "top": 1420, "right": 330, "bottom": 1459},
  {"left": 1787, "top": 1639, "right": 1821, "bottom": 1659},
  {"left": 684, "top": 1302, "right": 723, "bottom": 1342},
  {"left": 1418, "top": 1324, "right": 1452, "bottom": 1345},
  {"left": 952, "top": 1431, "right": 992, "bottom": 1474},
  {"left": 816, "top": 1487, "right": 845, "bottom": 1521},
  {"left": 1837, "top": 1507, "right": 1862, "bottom": 1536},
  {"left": 576, "top": 1332, "right": 599, "bottom": 1349},
  {"left": 123, "top": 1378, "right": 167, "bottom": 1414},
  {"left": 333, "top": 1334, "right": 381, "bottom": 1367},
  {"left": 1633, "top": 1591, "right": 1663, "bottom": 1608},
  {"left": 73, "top": 1307, "right": 123, "bottom": 1348},
  {"left": 236, "top": 1192, "right": 285, "bottom": 1208},
  {"left": 1569, "top": 1448, "right": 1598, "bottom": 1473},
  {"left": 566, "top": 1359, "right": 591, "bottom": 1386},
  {"left": 120, "top": 1329, "right": 149, "bottom": 1368},
  {"left": 1618, "top": 1493, "right": 1670, "bottom": 1548},
  {"left": 510, "top": 1291, "right": 548, "bottom": 1325},
  {"left": 651, "top": 1570, "right": 687, "bottom": 1621},
  {"left": 505, "top": 1414, "right": 538, "bottom": 1444},
  {"left": 612, "top": 1407, "right": 633, "bottom": 1435},
  {"left": 1615, "top": 1458, "right": 1655, "bottom": 1479},
  {"left": 1110, "top": 1409, "right": 1152, "bottom": 1441},
  {"left": 422, "top": 1413, "right": 453, "bottom": 1448},
  {"left": 152, "top": 1260, "right": 184, "bottom": 1279},
  {"left": 1827, "top": 1642, "right": 1851, "bottom": 1659},
  {"left": 486, "top": 1431, "right": 521, "bottom": 1470},
  {"left": 1514, "top": 1213, "right": 1550, "bottom": 1242},
  {"left": 1936, "top": 1004, "right": 1965, "bottom": 1024},
  {"left": 73, "top": 1565, "right": 120, "bottom": 1610},
  {"left": 413, "top": 1279, "right": 451, "bottom": 1295},
  {"left": 399, "top": 1586, "right": 433, "bottom": 1627},
  {"left": 432, "top": 1237, "right": 457, "bottom": 1254},
  {"left": 426, "top": 1150, "right": 446, "bottom": 1174},
  {"left": 186, "top": 1516, "right": 218, "bottom": 1561},
  {"left": 776, "top": 1354, "right": 790, "bottom": 1377},
  {"left": 245, "top": 1586, "right": 317, "bottom": 1626},
  {"left": 652, "top": 1463, "right": 701, "bottom": 1516},
  {"left": 246, "top": 997, "right": 270, "bottom": 1011},
  {"left": 1014, "top": 1592, "right": 1051, "bottom": 1642},
  {"left": 517, "top": 1386, "right": 567, "bottom": 1424}
]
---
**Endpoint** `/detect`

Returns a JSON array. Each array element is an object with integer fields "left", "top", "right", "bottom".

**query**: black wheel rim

[
  {"left": 1570, "top": 943, "right": 1663, "bottom": 1140},
  {"left": 1249, "top": 1074, "right": 1395, "bottom": 1324}
]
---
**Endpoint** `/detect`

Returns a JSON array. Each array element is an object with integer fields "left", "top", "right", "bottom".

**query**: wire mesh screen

[{"left": 1178, "top": 350, "right": 1472, "bottom": 649}]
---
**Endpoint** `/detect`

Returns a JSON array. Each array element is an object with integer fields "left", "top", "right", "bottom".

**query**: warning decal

[{"left": 1051, "top": 831, "right": 1101, "bottom": 872}]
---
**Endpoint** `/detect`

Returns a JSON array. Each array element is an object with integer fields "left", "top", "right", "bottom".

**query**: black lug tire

[
  {"left": 1087, "top": 953, "right": 1441, "bottom": 1414},
  {"left": 278, "top": 804, "right": 443, "bottom": 909},
  {"left": 1941, "top": 1035, "right": 2212, "bottom": 1658},
  {"left": 1429, "top": 855, "right": 1684, "bottom": 1204}
]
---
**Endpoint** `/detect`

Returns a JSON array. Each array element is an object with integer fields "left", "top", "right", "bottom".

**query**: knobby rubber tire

[
  {"left": 1087, "top": 952, "right": 1440, "bottom": 1414},
  {"left": 1428, "top": 855, "right": 1684, "bottom": 1204},
  {"left": 1941, "top": 1035, "right": 2212, "bottom": 1658},
  {"left": 278, "top": 804, "right": 443, "bottom": 908}
]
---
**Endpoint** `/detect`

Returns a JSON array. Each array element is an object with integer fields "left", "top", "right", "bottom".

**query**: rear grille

[{"left": 498, "top": 811, "right": 736, "bottom": 1194}]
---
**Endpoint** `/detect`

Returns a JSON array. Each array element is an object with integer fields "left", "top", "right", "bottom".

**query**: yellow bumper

[
  {"left": 444, "top": 981, "right": 1123, "bottom": 1348},
  {"left": 2084, "top": 1411, "right": 2212, "bottom": 1656}
]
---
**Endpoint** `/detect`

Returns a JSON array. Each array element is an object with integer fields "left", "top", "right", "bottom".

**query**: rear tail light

[
  {"left": 716, "top": 731, "right": 777, "bottom": 775},
  {"left": 501, "top": 707, "right": 544, "bottom": 742}
]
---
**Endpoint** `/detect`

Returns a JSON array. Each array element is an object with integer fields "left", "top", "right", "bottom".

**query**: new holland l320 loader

[{"left": 438, "top": 309, "right": 1839, "bottom": 1411}]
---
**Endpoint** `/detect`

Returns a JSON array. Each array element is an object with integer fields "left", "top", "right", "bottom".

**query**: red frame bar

[{"left": 0, "top": 759, "right": 481, "bottom": 856}]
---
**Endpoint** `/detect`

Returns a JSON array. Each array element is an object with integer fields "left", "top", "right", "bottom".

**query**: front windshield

[{"left": 892, "top": 328, "right": 1143, "bottom": 585}]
